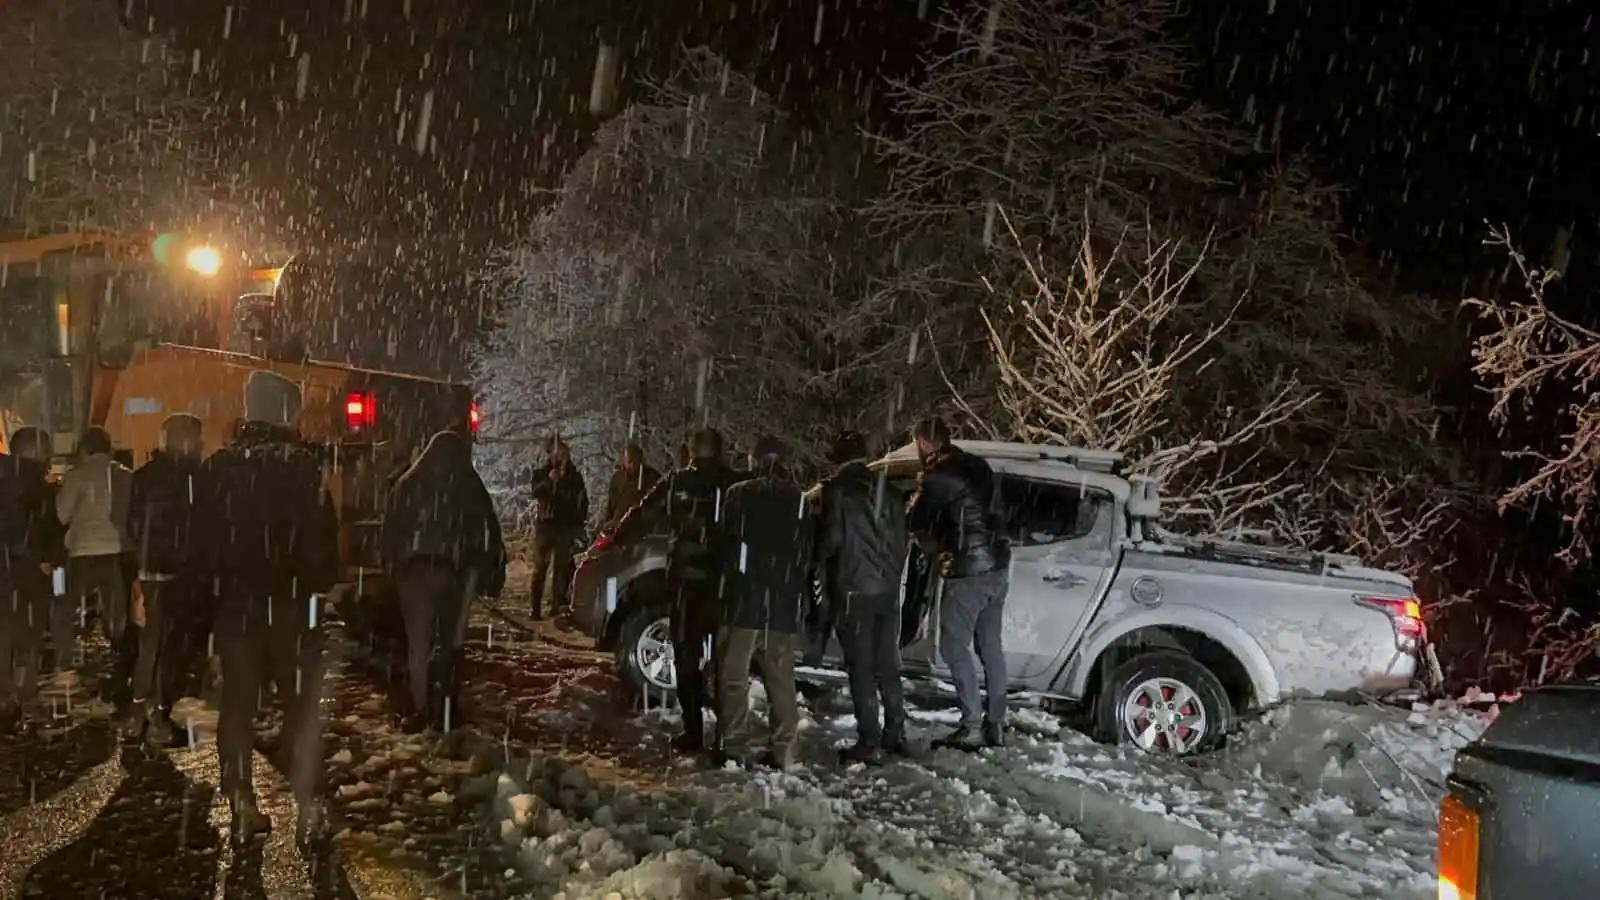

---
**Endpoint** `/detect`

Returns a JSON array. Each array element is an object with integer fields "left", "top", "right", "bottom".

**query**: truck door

[{"left": 932, "top": 474, "right": 1116, "bottom": 681}]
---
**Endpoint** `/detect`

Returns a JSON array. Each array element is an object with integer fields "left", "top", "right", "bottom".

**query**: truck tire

[
  {"left": 613, "top": 604, "right": 678, "bottom": 702},
  {"left": 1094, "top": 650, "right": 1232, "bottom": 756}
]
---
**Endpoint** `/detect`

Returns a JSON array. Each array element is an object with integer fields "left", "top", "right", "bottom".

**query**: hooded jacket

[
  {"left": 819, "top": 460, "right": 909, "bottom": 601},
  {"left": 129, "top": 449, "right": 206, "bottom": 577},
  {"left": 381, "top": 431, "right": 507, "bottom": 597},
  {"left": 0, "top": 452, "right": 63, "bottom": 570},
  {"left": 718, "top": 472, "right": 815, "bottom": 632},
  {"left": 57, "top": 452, "right": 133, "bottom": 558},
  {"left": 192, "top": 423, "right": 340, "bottom": 597}
]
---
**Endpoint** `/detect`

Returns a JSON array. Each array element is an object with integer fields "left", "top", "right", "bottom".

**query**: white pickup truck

[{"left": 569, "top": 440, "right": 1432, "bottom": 755}]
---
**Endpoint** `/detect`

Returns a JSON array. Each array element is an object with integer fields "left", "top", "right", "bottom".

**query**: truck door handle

[{"left": 1045, "top": 570, "right": 1088, "bottom": 588}]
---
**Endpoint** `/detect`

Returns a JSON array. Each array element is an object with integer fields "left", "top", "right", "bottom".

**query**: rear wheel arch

[
  {"left": 599, "top": 569, "right": 670, "bottom": 651},
  {"left": 1081, "top": 626, "right": 1256, "bottom": 717}
]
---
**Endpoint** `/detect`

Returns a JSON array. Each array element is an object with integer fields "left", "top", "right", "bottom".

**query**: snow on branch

[
  {"left": 1464, "top": 224, "right": 1600, "bottom": 562},
  {"left": 978, "top": 205, "right": 1312, "bottom": 532}
]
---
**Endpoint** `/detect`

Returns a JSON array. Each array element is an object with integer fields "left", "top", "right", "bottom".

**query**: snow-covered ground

[{"left": 463, "top": 661, "right": 1499, "bottom": 900}]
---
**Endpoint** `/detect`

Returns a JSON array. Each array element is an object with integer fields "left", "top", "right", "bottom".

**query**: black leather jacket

[
  {"left": 819, "top": 461, "right": 909, "bottom": 600},
  {"left": 615, "top": 459, "right": 747, "bottom": 583},
  {"left": 907, "top": 446, "right": 1006, "bottom": 578}
]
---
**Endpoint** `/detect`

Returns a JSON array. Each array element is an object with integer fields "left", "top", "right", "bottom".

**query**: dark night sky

[{"left": 139, "top": 0, "right": 1600, "bottom": 301}]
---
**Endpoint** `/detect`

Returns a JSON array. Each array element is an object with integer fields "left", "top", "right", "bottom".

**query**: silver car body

[{"left": 570, "top": 440, "right": 1421, "bottom": 709}]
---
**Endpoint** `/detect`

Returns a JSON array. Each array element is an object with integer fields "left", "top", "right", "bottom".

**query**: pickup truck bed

[{"left": 1443, "top": 682, "right": 1600, "bottom": 898}]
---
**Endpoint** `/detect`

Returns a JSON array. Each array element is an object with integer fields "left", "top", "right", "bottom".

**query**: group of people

[
  {"left": 599, "top": 417, "right": 1013, "bottom": 768},
  {"left": 0, "top": 372, "right": 349, "bottom": 844}
]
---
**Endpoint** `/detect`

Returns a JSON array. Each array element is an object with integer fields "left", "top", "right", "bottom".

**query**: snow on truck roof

[{"left": 881, "top": 440, "right": 1124, "bottom": 473}]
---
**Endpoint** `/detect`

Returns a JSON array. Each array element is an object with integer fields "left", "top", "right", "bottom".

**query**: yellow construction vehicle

[{"left": 0, "top": 230, "right": 478, "bottom": 584}]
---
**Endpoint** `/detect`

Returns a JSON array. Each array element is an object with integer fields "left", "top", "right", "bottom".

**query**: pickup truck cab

[
  {"left": 570, "top": 440, "right": 1429, "bottom": 755},
  {"left": 1439, "top": 683, "right": 1600, "bottom": 899}
]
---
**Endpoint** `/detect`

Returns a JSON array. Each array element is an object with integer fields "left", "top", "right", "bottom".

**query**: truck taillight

[
  {"left": 468, "top": 401, "right": 482, "bottom": 435},
  {"left": 1438, "top": 793, "right": 1479, "bottom": 900},
  {"left": 344, "top": 392, "right": 376, "bottom": 431},
  {"left": 1356, "top": 594, "right": 1426, "bottom": 649}
]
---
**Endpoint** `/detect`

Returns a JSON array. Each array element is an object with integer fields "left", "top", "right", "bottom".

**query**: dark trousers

[
  {"left": 839, "top": 592, "right": 906, "bottom": 747},
  {"left": 670, "top": 579, "right": 718, "bottom": 739},
  {"left": 395, "top": 557, "right": 475, "bottom": 729},
  {"left": 938, "top": 569, "right": 1009, "bottom": 730},
  {"left": 715, "top": 625, "right": 800, "bottom": 764},
  {"left": 131, "top": 577, "right": 202, "bottom": 711},
  {"left": 0, "top": 565, "right": 50, "bottom": 707},
  {"left": 528, "top": 526, "right": 577, "bottom": 616},
  {"left": 215, "top": 591, "right": 325, "bottom": 805},
  {"left": 54, "top": 554, "right": 127, "bottom": 674}
]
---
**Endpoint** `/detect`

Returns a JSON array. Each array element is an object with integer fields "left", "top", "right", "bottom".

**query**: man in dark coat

[
  {"left": 528, "top": 437, "right": 588, "bottom": 619},
  {"left": 613, "top": 427, "right": 743, "bottom": 751},
  {"left": 713, "top": 436, "right": 812, "bottom": 769},
  {"left": 600, "top": 442, "right": 660, "bottom": 532},
  {"left": 907, "top": 418, "right": 1010, "bottom": 750},
  {"left": 0, "top": 427, "right": 61, "bottom": 730},
  {"left": 382, "top": 429, "right": 506, "bottom": 733},
  {"left": 818, "top": 431, "right": 910, "bottom": 763},
  {"left": 125, "top": 414, "right": 208, "bottom": 744},
  {"left": 194, "top": 371, "right": 340, "bottom": 844}
]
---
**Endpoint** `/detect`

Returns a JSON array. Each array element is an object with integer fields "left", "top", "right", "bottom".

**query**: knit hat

[{"left": 243, "top": 371, "right": 303, "bottom": 427}]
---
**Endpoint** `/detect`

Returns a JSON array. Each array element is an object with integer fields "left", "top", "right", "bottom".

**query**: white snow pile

[
  {"left": 1215, "top": 696, "right": 1497, "bottom": 816},
  {"left": 455, "top": 690, "right": 1501, "bottom": 899}
]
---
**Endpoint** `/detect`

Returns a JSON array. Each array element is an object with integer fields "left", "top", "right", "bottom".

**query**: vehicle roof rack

[{"left": 885, "top": 440, "right": 1125, "bottom": 475}]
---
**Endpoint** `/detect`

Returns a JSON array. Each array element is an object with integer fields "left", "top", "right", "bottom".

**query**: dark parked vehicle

[{"left": 1438, "top": 682, "right": 1600, "bottom": 900}]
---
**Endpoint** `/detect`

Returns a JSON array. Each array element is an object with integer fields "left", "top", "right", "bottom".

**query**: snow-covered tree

[
  {"left": 0, "top": 0, "right": 220, "bottom": 232},
  {"left": 876, "top": 0, "right": 1456, "bottom": 543},
  {"left": 476, "top": 48, "right": 925, "bottom": 519}
]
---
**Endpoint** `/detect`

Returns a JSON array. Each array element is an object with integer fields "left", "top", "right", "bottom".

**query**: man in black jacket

[
  {"left": 528, "top": 437, "right": 588, "bottom": 619},
  {"left": 819, "top": 431, "right": 910, "bottom": 763},
  {"left": 195, "top": 372, "right": 340, "bottom": 844},
  {"left": 907, "top": 417, "right": 1010, "bottom": 750},
  {"left": 614, "top": 427, "right": 743, "bottom": 751},
  {"left": 382, "top": 429, "right": 506, "bottom": 733},
  {"left": 0, "top": 427, "right": 61, "bottom": 730},
  {"left": 713, "top": 436, "right": 811, "bottom": 769},
  {"left": 125, "top": 414, "right": 207, "bottom": 743}
]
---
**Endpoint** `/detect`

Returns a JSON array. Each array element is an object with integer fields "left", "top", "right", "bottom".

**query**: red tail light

[
  {"left": 1356, "top": 594, "right": 1426, "bottom": 648},
  {"left": 344, "top": 392, "right": 377, "bottom": 431},
  {"left": 590, "top": 533, "right": 614, "bottom": 553},
  {"left": 468, "top": 401, "right": 482, "bottom": 435}
]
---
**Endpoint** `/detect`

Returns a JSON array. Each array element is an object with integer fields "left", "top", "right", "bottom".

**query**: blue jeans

[{"left": 938, "top": 569, "right": 1009, "bottom": 729}]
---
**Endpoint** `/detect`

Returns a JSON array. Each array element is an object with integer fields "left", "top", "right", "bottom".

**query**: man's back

[
  {"left": 821, "top": 461, "right": 908, "bottom": 599},
  {"left": 130, "top": 451, "right": 204, "bottom": 575},
  {"left": 721, "top": 475, "right": 814, "bottom": 633},
  {"left": 197, "top": 430, "right": 339, "bottom": 595},
  {"left": 909, "top": 447, "right": 1003, "bottom": 578},
  {"left": 57, "top": 453, "right": 132, "bottom": 558}
]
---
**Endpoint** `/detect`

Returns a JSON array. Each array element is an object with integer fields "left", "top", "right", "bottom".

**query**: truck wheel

[
  {"left": 613, "top": 605, "right": 678, "bottom": 701},
  {"left": 1094, "top": 650, "right": 1232, "bottom": 756}
]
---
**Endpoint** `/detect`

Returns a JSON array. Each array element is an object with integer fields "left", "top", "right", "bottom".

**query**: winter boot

[
  {"left": 838, "top": 741, "right": 884, "bottom": 765},
  {"left": 933, "top": 725, "right": 984, "bottom": 752},
  {"left": 121, "top": 701, "right": 149, "bottom": 741},
  {"left": 982, "top": 720, "right": 1006, "bottom": 749},
  {"left": 230, "top": 796, "right": 271, "bottom": 845}
]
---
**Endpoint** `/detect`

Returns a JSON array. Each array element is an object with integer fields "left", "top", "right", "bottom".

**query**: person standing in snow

[
  {"left": 381, "top": 428, "right": 506, "bottom": 733},
  {"left": 818, "top": 431, "right": 911, "bottom": 763},
  {"left": 194, "top": 371, "right": 340, "bottom": 844},
  {"left": 712, "top": 436, "right": 811, "bottom": 769},
  {"left": 55, "top": 426, "right": 132, "bottom": 697},
  {"left": 528, "top": 437, "right": 588, "bottom": 619},
  {"left": 0, "top": 427, "right": 61, "bottom": 730},
  {"left": 907, "top": 417, "right": 1010, "bottom": 750},
  {"left": 124, "top": 414, "right": 209, "bottom": 744},
  {"left": 613, "top": 427, "right": 743, "bottom": 752},
  {"left": 600, "top": 442, "right": 660, "bottom": 532}
]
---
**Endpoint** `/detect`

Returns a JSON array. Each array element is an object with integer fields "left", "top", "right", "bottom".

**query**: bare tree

[
  {"left": 1, "top": 1, "right": 219, "bottom": 232},
  {"left": 1465, "top": 226, "right": 1599, "bottom": 561}
]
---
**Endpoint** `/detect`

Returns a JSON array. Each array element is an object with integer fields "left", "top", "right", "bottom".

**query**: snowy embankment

[{"left": 460, "top": 673, "right": 1499, "bottom": 900}]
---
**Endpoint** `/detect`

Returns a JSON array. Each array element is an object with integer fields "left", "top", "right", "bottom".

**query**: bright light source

[{"left": 184, "top": 245, "right": 223, "bottom": 276}]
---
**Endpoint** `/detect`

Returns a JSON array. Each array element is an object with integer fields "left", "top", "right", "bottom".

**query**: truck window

[{"left": 998, "top": 476, "right": 1108, "bottom": 546}]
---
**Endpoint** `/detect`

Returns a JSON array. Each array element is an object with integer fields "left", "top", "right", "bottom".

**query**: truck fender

[{"left": 1062, "top": 605, "right": 1280, "bottom": 707}]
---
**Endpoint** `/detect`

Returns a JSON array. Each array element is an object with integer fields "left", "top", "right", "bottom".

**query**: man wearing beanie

[
  {"left": 713, "top": 435, "right": 812, "bottom": 770},
  {"left": 194, "top": 370, "right": 340, "bottom": 844}
]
